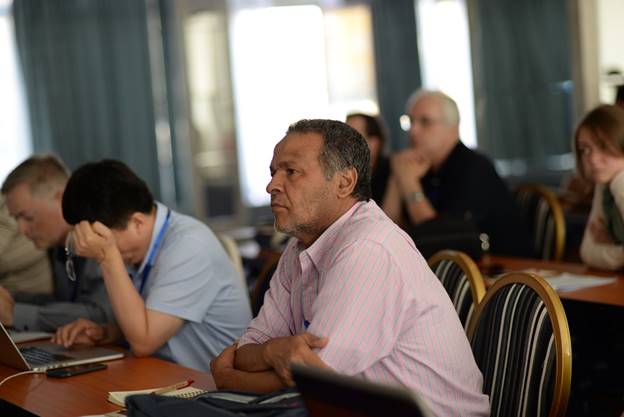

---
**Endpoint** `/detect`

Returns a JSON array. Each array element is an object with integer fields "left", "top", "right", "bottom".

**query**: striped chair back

[
  {"left": 467, "top": 273, "right": 572, "bottom": 417},
  {"left": 514, "top": 184, "right": 566, "bottom": 261},
  {"left": 428, "top": 250, "right": 486, "bottom": 331}
]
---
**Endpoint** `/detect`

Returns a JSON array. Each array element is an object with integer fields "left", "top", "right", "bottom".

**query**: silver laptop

[
  {"left": 0, "top": 322, "right": 123, "bottom": 371},
  {"left": 7, "top": 329, "right": 51, "bottom": 343}
]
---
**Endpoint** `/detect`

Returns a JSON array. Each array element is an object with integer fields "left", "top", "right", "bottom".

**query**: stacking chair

[
  {"left": 467, "top": 272, "right": 572, "bottom": 417},
  {"left": 250, "top": 250, "right": 281, "bottom": 316},
  {"left": 514, "top": 184, "right": 566, "bottom": 261},
  {"left": 217, "top": 233, "right": 246, "bottom": 288},
  {"left": 428, "top": 249, "right": 486, "bottom": 331}
]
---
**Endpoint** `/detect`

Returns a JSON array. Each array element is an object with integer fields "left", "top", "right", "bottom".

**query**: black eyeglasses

[
  {"left": 65, "top": 235, "right": 76, "bottom": 282},
  {"left": 399, "top": 114, "right": 443, "bottom": 131}
]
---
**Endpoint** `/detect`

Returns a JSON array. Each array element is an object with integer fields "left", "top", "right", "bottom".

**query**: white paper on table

[{"left": 525, "top": 270, "right": 618, "bottom": 292}]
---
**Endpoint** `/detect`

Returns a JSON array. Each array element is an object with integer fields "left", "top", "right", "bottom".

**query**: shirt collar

[
  {"left": 299, "top": 200, "right": 369, "bottom": 271},
  {"left": 435, "top": 141, "right": 464, "bottom": 176},
  {"left": 135, "top": 201, "right": 168, "bottom": 274}
]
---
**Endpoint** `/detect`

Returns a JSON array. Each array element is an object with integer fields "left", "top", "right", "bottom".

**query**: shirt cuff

[
  {"left": 12, "top": 302, "right": 40, "bottom": 331},
  {"left": 237, "top": 328, "right": 271, "bottom": 348}
]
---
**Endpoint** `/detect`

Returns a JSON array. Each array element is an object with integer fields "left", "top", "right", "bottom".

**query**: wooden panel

[{"left": 0, "top": 352, "right": 215, "bottom": 417}]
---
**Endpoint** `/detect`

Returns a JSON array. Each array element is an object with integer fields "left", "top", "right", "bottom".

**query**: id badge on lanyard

[{"left": 137, "top": 208, "right": 172, "bottom": 295}]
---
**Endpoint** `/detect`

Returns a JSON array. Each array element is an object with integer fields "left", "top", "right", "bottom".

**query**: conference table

[
  {"left": 481, "top": 255, "right": 624, "bottom": 307},
  {"left": 0, "top": 349, "right": 216, "bottom": 417},
  {"left": 2, "top": 256, "right": 622, "bottom": 416}
]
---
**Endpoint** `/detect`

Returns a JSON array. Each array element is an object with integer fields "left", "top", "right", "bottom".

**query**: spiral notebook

[{"left": 108, "top": 386, "right": 207, "bottom": 407}]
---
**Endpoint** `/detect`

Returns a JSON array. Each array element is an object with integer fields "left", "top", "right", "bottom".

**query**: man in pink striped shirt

[{"left": 211, "top": 119, "right": 490, "bottom": 416}]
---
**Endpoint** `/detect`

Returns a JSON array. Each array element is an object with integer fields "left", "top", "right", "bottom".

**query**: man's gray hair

[
  {"left": 285, "top": 119, "right": 371, "bottom": 201},
  {"left": 406, "top": 89, "right": 460, "bottom": 126},
  {"left": 1, "top": 155, "right": 69, "bottom": 197}
]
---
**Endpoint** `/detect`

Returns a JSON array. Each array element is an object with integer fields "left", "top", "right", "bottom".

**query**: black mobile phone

[{"left": 46, "top": 363, "right": 108, "bottom": 378}]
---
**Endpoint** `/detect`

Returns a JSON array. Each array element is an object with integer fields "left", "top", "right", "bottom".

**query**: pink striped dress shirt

[{"left": 239, "top": 201, "right": 490, "bottom": 417}]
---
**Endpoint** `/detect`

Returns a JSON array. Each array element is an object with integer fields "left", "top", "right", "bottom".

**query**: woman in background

[
  {"left": 346, "top": 113, "right": 390, "bottom": 203},
  {"left": 575, "top": 104, "right": 624, "bottom": 270}
]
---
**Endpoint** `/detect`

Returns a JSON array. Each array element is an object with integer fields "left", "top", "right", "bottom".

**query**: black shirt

[{"left": 420, "top": 142, "right": 531, "bottom": 257}]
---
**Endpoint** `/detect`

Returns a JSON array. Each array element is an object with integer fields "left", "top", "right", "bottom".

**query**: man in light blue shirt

[{"left": 52, "top": 160, "right": 251, "bottom": 371}]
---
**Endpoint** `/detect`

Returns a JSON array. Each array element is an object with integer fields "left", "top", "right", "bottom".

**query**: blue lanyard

[
  {"left": 301, "top": 267, "right": 318, "bottom": 331},
  {"left": 138, "top": 208, "right": 171, "bottom": 295}
]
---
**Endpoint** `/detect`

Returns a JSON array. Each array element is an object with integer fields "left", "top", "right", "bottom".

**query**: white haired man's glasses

[{"left": 399, "top": 115, "right": 443, "bottom": 131}]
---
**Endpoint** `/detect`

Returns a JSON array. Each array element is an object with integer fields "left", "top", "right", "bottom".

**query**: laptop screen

[{"left": 292, "top": 364, "right": 434, "bottom": 417}]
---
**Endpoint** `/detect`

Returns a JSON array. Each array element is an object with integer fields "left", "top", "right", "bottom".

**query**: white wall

[
  {"left": 598, "top": 0, "right": 624, "bottom": 103},
  {"left": 0, "top": 5, "right": 32, "bottom": 183}
]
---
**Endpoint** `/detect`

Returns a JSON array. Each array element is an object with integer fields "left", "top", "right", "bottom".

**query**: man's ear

[
  {"left": 336, "top": 167, "right": 358, "bottom": 199},
  {"left": 53, "top": 189, "right": 63, "bottom": 203},
  {"left": 128, "top": 212, "right": 147, "bottom": 235}
]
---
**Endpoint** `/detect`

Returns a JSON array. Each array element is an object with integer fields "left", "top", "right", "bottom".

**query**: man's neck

[
  {"left": 298, "top": 198, "right": 359, "bottom": 248},
  {"left": 431, "top": 138, "right": 460, "bottom": 171}
]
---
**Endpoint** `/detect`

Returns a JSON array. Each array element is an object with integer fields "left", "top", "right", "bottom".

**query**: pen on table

[{"left": 152, "top": 379, "right": 194, "bottom": 395}]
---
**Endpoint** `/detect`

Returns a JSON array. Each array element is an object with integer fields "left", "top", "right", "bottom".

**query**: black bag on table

[{"left": 126, "top": 388, "right": 307, "bottom": 417}]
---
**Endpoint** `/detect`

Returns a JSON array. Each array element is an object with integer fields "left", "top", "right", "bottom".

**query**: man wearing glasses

[
  {"left": 383, "top": 89, "right": 530, "bottom": 257},
  {"left": 0, "top": 155, "right": 113, "bottom": 331}
]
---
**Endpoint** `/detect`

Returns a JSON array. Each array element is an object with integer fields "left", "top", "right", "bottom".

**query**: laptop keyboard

[{"left": 20, "top": 347, "right": 73, "bottom": 366}]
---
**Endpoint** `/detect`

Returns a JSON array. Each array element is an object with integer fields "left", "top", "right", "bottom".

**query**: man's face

[
  {"left": 109, "top": 225, "right": 145, "bottom": 266},
  {"left": 4, "top": 183, "right": 67, "bottom": 249},
  {"left": 266, "top": 132, "right": 341, "bottom": 246},
  {"left": 407, "top": 95, "right": 455, "bottom": 162},
  {"left": 107, "top": 211, "right": 155, "bottom": 267}
]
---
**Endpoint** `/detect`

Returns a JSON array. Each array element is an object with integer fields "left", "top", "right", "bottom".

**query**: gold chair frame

[
  {"left": 467, "top": 272, "right": 572, "bottom": 417},
  {"left": 250, "top": 250, "right": 282, "bottom": 314},
  {"left": 428, "top": 249, "right": 486, "bottom": 305},
  {"left": 515, "top": 184, "right": 566, "bottom": 261}
]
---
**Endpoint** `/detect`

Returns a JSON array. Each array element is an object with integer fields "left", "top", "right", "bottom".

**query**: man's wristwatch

[{"left": 406, "top": 190, "right": 426, "bottom": 203}]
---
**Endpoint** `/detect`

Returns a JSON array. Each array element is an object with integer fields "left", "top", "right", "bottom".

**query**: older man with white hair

[{"left": 382, "top": 89, "right": 530, "bottom": 257}]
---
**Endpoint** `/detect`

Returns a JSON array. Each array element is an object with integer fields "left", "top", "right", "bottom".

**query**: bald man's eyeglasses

[{"left": 399, "top": 115, "right": 442, "bottom": 131}]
